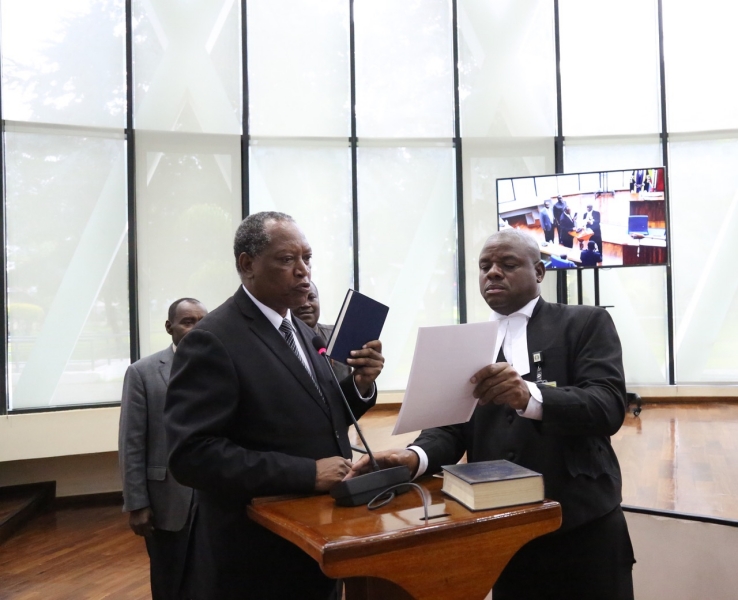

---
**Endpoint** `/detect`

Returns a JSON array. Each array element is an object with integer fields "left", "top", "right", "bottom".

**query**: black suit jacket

[
  {"left": 414, "top": 299, "right": 626, "bottom": 532},
  {"left": 164, "top": 287, "right": 375, "bottom": 599}
]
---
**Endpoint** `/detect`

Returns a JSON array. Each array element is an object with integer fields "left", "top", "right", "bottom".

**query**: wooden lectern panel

[{"left": 248, "top": 477, "right": 561, "bottom": 600}]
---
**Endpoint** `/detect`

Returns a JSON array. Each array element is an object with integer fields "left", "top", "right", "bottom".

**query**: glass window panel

[
  {"left": 497, "top": 179, "right": 514, "bottom": 204},
  {"left": 663, "top": 0, "right": 738, "bottom": 132},
  {"left": 599, "top": 266, "right": 668, "bottom": 384},
  {"left": 136, "top": 131, "right": 242, "bottom": 357},
  {"left": 564, "top": 136, "right": 662, "bottom": 173},
  {"left": 248, "top": 143, "right": 354, "bottom": 323},
  {"left": 247, "top": 0, "right": 349, "bottom": 137},
  {"left": 5, "top": 130, "right": 128, "bottom": 410},
  {"left": 458, "top": 0, "right": 556, "bottom": 137},
  {"left": 133, "top": 0, "right": 242, "bottom": 134},
  {"left": 535, "top": 176, "right": 559, "bottom": 200},
  {"left": 462, "top": 138, "right": 555, "bottom": 324},
  {"left": 557, "top": 174, "right": 580, "bottom": 196},
  {"left": 513, "top": 178, "right": 537, "bottom": 203},
  {"left": 559, "top": 0, "right": 661, "bottom": 136},
  {"left": 1, "top": 0, "right": 126, "bottom": 128},
  {"left": 358, "top": 146, "right": 457, "bottom": 390},
  {"left": 669, "top": 134, "right": 738, "bottom": 383},
  {"left": 354, "top": 0, "right": 454, "bottom": 138}
]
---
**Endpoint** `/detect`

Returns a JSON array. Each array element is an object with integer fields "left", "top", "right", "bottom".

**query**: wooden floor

[{"left": 0, "top": 402, "right": 736, "bottom": 598}]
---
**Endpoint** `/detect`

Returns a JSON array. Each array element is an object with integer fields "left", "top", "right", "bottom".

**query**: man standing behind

[
  {"left": 583, "top": 203, "right": 603, "bottom": 255},
  {"left": 539, "top": 200, "right": 554, "bottom": 245},
  {"left": 294, "top": 281, "right": 352, "bottom": 382},
  {"left": 351, "top": 229, "right": 634, "bottom": 600},
  {"left": 164, "top": 211, "right": 384, "bottom": 599},
  {"left": 119, "top": 298, "right": 208, "bottom": 600}
]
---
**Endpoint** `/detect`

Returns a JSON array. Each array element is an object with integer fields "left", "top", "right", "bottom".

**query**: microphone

[{"left": 311, "top": 336, "right": 410, "bottom": 506}]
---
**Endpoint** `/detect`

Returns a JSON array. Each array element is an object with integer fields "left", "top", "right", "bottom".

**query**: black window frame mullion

[
  {"left": 349, "top": 0, "right": 359, "bottom": 291},
  {"left": 451, "top": 0, "right": 467, "bottom": 324},
  {"left": 241, "top": 0, "right": 250, "bottom": 219},
  {"left": 126, "top": 0, "right": 140, "bottom": 365}
]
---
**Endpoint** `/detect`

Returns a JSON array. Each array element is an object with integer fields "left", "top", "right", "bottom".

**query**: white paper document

[{"left": 392, "top": 321, "right": 499, "bottom": 435}]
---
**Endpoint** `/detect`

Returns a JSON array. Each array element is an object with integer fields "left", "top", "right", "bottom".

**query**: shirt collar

[
  {"left": 242, "top": 284, "right": 294, "bottom": 331},
  {"left": 489, "top": 296, "right": 539, "bottom": 322}
]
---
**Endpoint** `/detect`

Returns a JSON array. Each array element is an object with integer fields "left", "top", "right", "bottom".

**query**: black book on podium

[{"left": 326, "top": 290, "right": 389, "bottom": 365}]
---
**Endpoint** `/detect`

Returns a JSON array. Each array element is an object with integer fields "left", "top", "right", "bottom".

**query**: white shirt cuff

[
  {"left": 353, "top": 379, "right": 375, "bottom": 401},
  {"left": 516, "top": 382, "right": 543, "bottom": 420},
  {"left": 407, "top": 446, "right": 429, "bottom": 479}
]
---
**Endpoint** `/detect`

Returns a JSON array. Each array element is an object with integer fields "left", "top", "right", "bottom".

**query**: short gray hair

[{"left": 233, "top": 211, "right": 294, "bottom": 272}]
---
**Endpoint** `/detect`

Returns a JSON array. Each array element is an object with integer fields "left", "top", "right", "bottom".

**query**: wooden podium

[{"left": 248, "top": 477, "right": 561, "bottom": 600}]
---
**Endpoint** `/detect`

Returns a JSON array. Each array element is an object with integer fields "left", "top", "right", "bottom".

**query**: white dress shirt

[{"left": 242, "top": 285, "right": 374, "bottom": 400}]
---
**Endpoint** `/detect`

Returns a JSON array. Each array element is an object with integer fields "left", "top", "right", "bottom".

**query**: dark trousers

[
  {"left": 145, "top": 519, "right": 191, "bottom": 600},
  {"left": 543, "top": 227, "right": 554, "bottom": 243},
  {"left": 493, "top": 506, "right": 635, "bottom": 600}
]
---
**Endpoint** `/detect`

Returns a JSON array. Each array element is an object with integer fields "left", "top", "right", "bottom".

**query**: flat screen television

[{"left": 496, "top": 167, "right": 668, "bottom": 269}]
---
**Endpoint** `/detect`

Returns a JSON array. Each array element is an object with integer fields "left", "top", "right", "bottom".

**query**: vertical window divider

[
  {"left": 553, "top": 0, "right": 567, "bottom": 304},
  {"left": 349, "top": 0, "right": 360, "bottom": 291},
  {"left": 125, "top": 0, "right": 140, "bottom": 364},
  {"left": 241, "top": 0, "right": 250, "bottom": 218},
  {"left": 452, "top": 0, "right": 467, "bottom": 324},
  {"left": 657, "top": 0, "right": 675, "bottom": 385},
  {"left": 0, "top": 33, "right": 7, "bottom": 415}
]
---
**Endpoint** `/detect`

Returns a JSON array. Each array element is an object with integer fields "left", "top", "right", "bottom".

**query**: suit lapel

[
  {"left": 158, "top": 344, "right": 174, "bottom": 385},
  {"left": 234, "top": 288, "right": 331, "bottom": 417}
]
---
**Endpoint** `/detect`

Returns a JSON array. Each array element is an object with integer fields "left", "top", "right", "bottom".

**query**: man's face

[
  {"left": 544, "top": 201, "right": 550, "bottom": 208},
  {"left": 587, "top": 204, "right": 593, "bottom": 212},
  {"left": 239, "top": 220, "right": 312, "bottom": 316},
  {"left": 166, "top": 301, "right": 208, "bottom": 346},
  {"left": 295, "top": 282, "right": 320, "bottom": 329},
  {"left": 478, "top": 235, "right": 545, "bottom": 315}
]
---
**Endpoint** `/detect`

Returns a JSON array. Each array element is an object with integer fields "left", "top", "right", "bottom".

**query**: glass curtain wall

[{"left": 3, "top": 1, "right": 738, "bottom": 411}]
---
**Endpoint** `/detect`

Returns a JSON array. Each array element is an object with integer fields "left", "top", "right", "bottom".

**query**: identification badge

[{"left": 542, "top": 381, "right": 557, "bottom": 387}]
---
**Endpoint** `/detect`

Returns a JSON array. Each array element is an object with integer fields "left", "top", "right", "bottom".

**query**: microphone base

[{"left": 330, "top": 466, "right": 412, "bottom": 507}]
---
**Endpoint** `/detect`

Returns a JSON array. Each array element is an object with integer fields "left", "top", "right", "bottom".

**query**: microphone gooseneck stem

[{"left": 313, "top": 339, "right": 380, "bottom": 472}]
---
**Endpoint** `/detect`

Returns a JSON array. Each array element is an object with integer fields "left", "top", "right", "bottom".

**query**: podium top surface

[{"left": 248, "top": 477, "right": 561, "bottom": 567}]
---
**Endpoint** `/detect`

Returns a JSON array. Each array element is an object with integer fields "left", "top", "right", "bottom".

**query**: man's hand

[
  {"left": 315, "top": 456, "right": 353, "bottom": 492},
  {"left": 129, "top": 507, "right": 154, "bottom": 537},
  {"left": 470, "top": 363, "right": 531, "bottom": 411},
  {"left": 345, "top": 448, "right": 419, "bottom": 480},
  {"left": 347, "top": 340, "right": 384, "bottom": 396}
]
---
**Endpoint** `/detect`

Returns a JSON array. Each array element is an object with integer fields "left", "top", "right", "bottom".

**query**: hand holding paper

[{"left": 392, "top": 321, "right": 499, "bottom": 435}]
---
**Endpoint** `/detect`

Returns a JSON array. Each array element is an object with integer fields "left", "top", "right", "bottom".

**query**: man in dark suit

[
  {"left": 559, "top": 206, "right": 576, "bottom": 248},
  {"left": 350, "top": 229, "right": 634, "bottom": 600},
  {"left": 119, "top": 297, "right": 208, "bottom": 600},
  {"left": 583, "top": 203, "right": 603, "bottom": 255},
  {"left": 164, "top": 211, "right": 385, "bottom": 600},
  {"left": 294, "top": 281, "right": 352, "bottom": 382},
  {"left": 580, "top": 240, "right": 603, "bottom": 266},
  {"left": 552, "top": 195, "right": 567, "bottom": 243}
]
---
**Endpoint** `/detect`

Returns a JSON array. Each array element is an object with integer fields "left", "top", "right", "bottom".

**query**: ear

[
  {"left": 165, "top": 320, "right": 173, "bottom": 335},
  {"left": 535, "top": 260, "right": 546, "bottom": 283},
  {"left": 238, "top": 252, "right": 254, "bottom": 279}
]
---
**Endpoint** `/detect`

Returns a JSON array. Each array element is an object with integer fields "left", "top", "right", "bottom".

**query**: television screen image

[{"left": 496, "top": 167, "right": 667, "bottom": 269}]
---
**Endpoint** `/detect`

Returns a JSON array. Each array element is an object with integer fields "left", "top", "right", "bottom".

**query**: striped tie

[{"left": 279, "top": 318, "right": 327, "bottom": 405}]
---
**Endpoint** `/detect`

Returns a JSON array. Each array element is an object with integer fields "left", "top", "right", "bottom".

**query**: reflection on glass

[
  {"left": 358, "top": 146, "right": 457, "bottom": 390},
  {"left": 249, "top": 144, "right": 354, "bottom": 322},
  {"left": 133, "top": 0, "right": 242, "bottom": 134},
  {"left": 1, "top": 0, "right": 126, "bottom": 127},
  {"left": 136, "top": 132, "right": 242, "bottom": 357},
  {"left": 669, "top": 136, "right": 738, "bottom": 383},
  {"left": 458, "top": 0, "right": 556, "bottom": 137},
  {"left": 559, "top": 0, "right": 661, "bottom": 136},
  {"left": 354, "top": 0, "right": 454, "bottom": 138},
  {"left": 5, "top": 131, "right": 129, "bottom": 409},
  {"left": 663, "top": 0, "right": 738, "bottom": 132},
  {"left": 599, "top": 266, "right": 668, "bottom": 384},
  {"left": 248, "top": 0, "right": 350, "bottom": 137},
  {"left": 462, "top": 139, "right": 555, "bottom": 324}
]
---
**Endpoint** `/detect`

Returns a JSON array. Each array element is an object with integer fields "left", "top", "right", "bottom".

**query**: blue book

[
  {"left": 441, "top": 460, "right": 544, "bottom": 511},
  {"left": 325, "top": 290, "right": 389, "bottom": 365}
]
